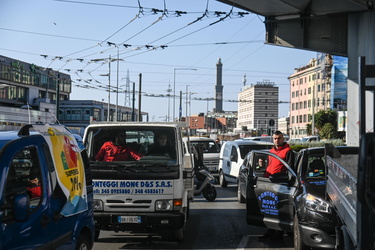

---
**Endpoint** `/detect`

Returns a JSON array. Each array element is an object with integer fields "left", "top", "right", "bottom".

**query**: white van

[{"left": 218, "top": 140, "right": 273, "bottom": 187}]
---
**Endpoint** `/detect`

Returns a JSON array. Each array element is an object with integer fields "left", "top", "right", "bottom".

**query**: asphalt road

[{"left": 92, "top": 184, "right": 294, "bottom": 250}]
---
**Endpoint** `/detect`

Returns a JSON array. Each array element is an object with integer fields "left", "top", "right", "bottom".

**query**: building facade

[
  {"left": 0, "top": 55, "right": 147, "bottom": 132},
  {"left": 278, "top": 116, "right": 290, "bottom": 135},
  {"left": 288, "top": 53, "right": 346, "bottom": 139},
  {"left": 236, "top": 80, "right": 279, "bottom": 135}
]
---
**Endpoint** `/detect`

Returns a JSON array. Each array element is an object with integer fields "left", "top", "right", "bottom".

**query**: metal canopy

[
  {"left": 217, "top": 0, "right": 368, "bottom": 17},
  {"left": 217, "top": 0, "right": 372, "bottom": 56}
]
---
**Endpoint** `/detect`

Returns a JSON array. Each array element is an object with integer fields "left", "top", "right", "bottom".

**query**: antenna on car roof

[{"left": 18, "top": 124, "right": 33, "bottom": 136}]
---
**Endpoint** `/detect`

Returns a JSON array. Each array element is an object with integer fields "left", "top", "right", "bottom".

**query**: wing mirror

[{"left": 14, "top": 193, "right": 29, "bottom": 222}]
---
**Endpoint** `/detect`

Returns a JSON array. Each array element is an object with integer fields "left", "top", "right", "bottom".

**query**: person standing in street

[
  {"left": 260, "top": 130, "right": 294, "bottom": 241},
  {"left": 264, "top": 130, "right": 294, "bottom": 178}
]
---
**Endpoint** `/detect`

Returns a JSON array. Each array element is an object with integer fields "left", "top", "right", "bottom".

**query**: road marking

[
  {"left": 237, "top": 235, "right": 293, "bottom": 250},
  {"left": 237, "top": 235, "right": 250, "bottom": 249}
]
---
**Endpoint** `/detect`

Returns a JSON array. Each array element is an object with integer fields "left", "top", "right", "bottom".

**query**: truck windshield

[{"left": 85, "top": 126, "right": 179, "bottom": 177}]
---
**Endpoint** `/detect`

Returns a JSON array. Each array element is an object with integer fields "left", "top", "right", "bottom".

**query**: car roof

[
  {"left": 0, "top": 130, "right": 41, "bottom": 149},
  {"left": 224, "top": 140, "right": 274, "bottom": 146},
  {"left": 0, "top": 130, "right": 22, "bottom": 142},
  {"left": 86, "top": 122, "right": 182, "bottom": 129},
  {"left": 186, "top": 137, "right": 215, "bottom": 142},
  {"left": 299, "top": 146, "right": 359, "bottom": 155}
]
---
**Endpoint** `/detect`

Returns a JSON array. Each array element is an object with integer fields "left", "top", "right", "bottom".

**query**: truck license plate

[{"left": 118, "top": 216, "right": 141, "bottom": 224}]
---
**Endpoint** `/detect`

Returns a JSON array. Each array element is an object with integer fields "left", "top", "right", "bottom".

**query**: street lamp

[
  {"left": 185, "top": 85, "right": 197, "bottom": 130},
  {"left": 107, "top": 42, "right": 124, "bottom": 121},
  {"left": 100, "top": 71, "right": 111, "bottom": 122},
  {"left": 186, "top": 85, "right": 190, "bottom": 126},
  {"left": 94, "top": 53, "right": 122, "bottom": 122},
  {"left": 173, "top": 68, "right": 197, "bottom": 121}
]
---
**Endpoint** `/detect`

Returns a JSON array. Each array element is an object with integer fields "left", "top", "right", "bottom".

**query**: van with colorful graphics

[
  {"left": 83, "top": 122, "right": 194, "bottom": 241},
  {"left": 0, "top": 124, "right": 95, "bottom": 250}
]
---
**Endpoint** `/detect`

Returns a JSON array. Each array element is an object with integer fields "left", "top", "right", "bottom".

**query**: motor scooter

[{"left": 192, "top": 145, "right": 217, "bottom": 201}]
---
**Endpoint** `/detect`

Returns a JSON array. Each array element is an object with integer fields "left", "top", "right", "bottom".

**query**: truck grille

[{"left": 106, "top": 199, "right": 152, "bottom": 209}]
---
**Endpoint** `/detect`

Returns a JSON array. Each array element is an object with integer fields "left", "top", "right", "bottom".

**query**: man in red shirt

[
  {"left": 27, "top": 176, "right": 41, "bottom": 199},
  {"left": 264, "top": 130, "right": 294, "bottom": 177},
  {"left": 260, "top": 130, "right": 294, "bottom": 241},
  {"left": 95, "top": 131, "right": 143, "bottom": 162}
]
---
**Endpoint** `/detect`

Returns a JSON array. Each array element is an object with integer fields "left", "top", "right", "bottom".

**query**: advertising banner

[{"left": 33, "top": 124, "right": 87, "bottom": 216}]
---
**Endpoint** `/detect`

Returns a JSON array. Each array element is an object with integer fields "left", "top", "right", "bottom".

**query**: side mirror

[{"left": 14, "top": 193, "right": 29, "bottom": 222}]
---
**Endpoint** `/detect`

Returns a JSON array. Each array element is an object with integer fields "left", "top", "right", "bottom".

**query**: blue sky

[{"left": 0, "top": 0, "right": 317, "bottom": 121}]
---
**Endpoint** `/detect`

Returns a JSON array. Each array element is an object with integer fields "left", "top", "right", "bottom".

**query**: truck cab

[
  {"left": 83, "top": 122, "right": 194, "bottom": 241},
  {"left": 0, "top": 124, "right": 94, "bottom": 250}
]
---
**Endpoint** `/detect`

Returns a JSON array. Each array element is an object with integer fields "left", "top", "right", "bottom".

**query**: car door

[
  {"left": 245, "top": 150, "right": 298, "bottom": 232},
  {"left": 238, "top": 154, "right": 250, "bottom": 198},
  {"left": 228, "top": 145, "right": 241, "bottom": 181},
  {"left": 0, "top": 137, "right": 50, "bottom": 249}
]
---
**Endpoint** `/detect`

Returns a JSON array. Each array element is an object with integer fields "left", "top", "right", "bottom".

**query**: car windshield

[
  {"left": 189, "top": 141, "right": 220, "bottom": 153},
  {"left": 85, "top": 126, "right": 179, "bottom": 178}
]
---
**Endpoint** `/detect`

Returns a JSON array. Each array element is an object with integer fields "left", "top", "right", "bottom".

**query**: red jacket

[
  {"left": 264, "top": 143, "right": 293, "bottom": 177},
  {"left": 95, "top": 141, "right": 143, "bottom": 162}
]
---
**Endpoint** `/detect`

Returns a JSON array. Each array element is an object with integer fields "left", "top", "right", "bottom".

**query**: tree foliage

[
  {"left": 315, "top": 109, "right": 337, "bottom": 130},
  {"left": 320, "top": 123, "right": 337, "bottom": 139},
  {"left": 305, "top": 109, "right": 339, "bottom": 138}
]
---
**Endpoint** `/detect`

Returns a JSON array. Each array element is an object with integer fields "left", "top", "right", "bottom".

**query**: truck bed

[{"left": 326, "top": 154, "right": 358, "bottom": 244}]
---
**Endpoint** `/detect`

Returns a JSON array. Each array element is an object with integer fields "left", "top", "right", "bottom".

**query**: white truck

[
  {"left": 324, "top": 56, "right": 375, "bottom": 249},
  {"left": 83, "top": 122, "right": 194, "bottom": 241},
  {"left": 325, "top": 144, "right": 358, "bottom": 249}
]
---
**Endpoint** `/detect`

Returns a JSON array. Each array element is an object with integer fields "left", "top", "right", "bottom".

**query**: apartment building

[
  {"left": 236, "top": 80, "right": 278, "bottom": 135},
  {"left": 288, "top": 53, "right": 347, "bottom": 138}
]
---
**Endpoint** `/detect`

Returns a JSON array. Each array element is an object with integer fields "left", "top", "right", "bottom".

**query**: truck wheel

[
  {"left": 219, "top": 171, "right": 228, "bottom": 187},
  {"left": 294, "top": 214, "right": 308, "bottom": 250},
  {"left": 75, "top": 234, "right": 91, "bottom": 250},
  {"left": 237, "top": 186, "right": 245, "bottom": 203},
  {"left": 94, "top": 230, "right": 100, "bottom": 242},
  {"left": 172, "top": 227, "right": 184, "bottom": 242}
]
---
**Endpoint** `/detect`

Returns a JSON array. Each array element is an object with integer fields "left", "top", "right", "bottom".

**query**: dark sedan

[{"left": 238, "top": 146, "right": 358, "bottom": 249}]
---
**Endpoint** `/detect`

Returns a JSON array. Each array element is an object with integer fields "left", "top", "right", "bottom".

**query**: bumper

[
  {"left": 299, "top": 224, "right": 336, "bottom": 249},
  {"left": 94, "top": 212, "right": 185, "bottom": 232}
]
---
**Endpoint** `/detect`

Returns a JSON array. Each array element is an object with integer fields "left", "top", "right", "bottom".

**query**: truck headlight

[
  {"left": 93, "top": 199, "right": 103, "bottom": 211},
  {"left": 304, "top": 194, "right": 329, "bottom": 213},
  {"left": 155, "top": 200, "right": 173, "bottom": 211}
]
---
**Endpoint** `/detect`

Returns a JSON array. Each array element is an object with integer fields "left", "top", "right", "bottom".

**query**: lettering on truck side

[{"left": 93, "top": 180, "right": 173, "bottom": 195}]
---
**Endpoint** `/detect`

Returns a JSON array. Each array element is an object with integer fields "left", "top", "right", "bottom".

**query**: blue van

[{"left": 0, "top": 124, "right": 94, "bottom": 249}]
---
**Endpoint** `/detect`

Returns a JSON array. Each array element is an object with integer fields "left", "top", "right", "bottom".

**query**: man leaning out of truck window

[{"left": 95, "top": 130, "right": 143, "bottom": 162}]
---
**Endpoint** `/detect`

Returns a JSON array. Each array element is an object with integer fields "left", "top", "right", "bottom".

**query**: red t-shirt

[
  {"left": 95, "top": 141, "right": 143, "bottom": 162},
  {"left": 264, "top": 143, "right": 292, "bottom": 177},
  {"left": 27, "top": 185, "right": 41, "bottom": 199}
]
